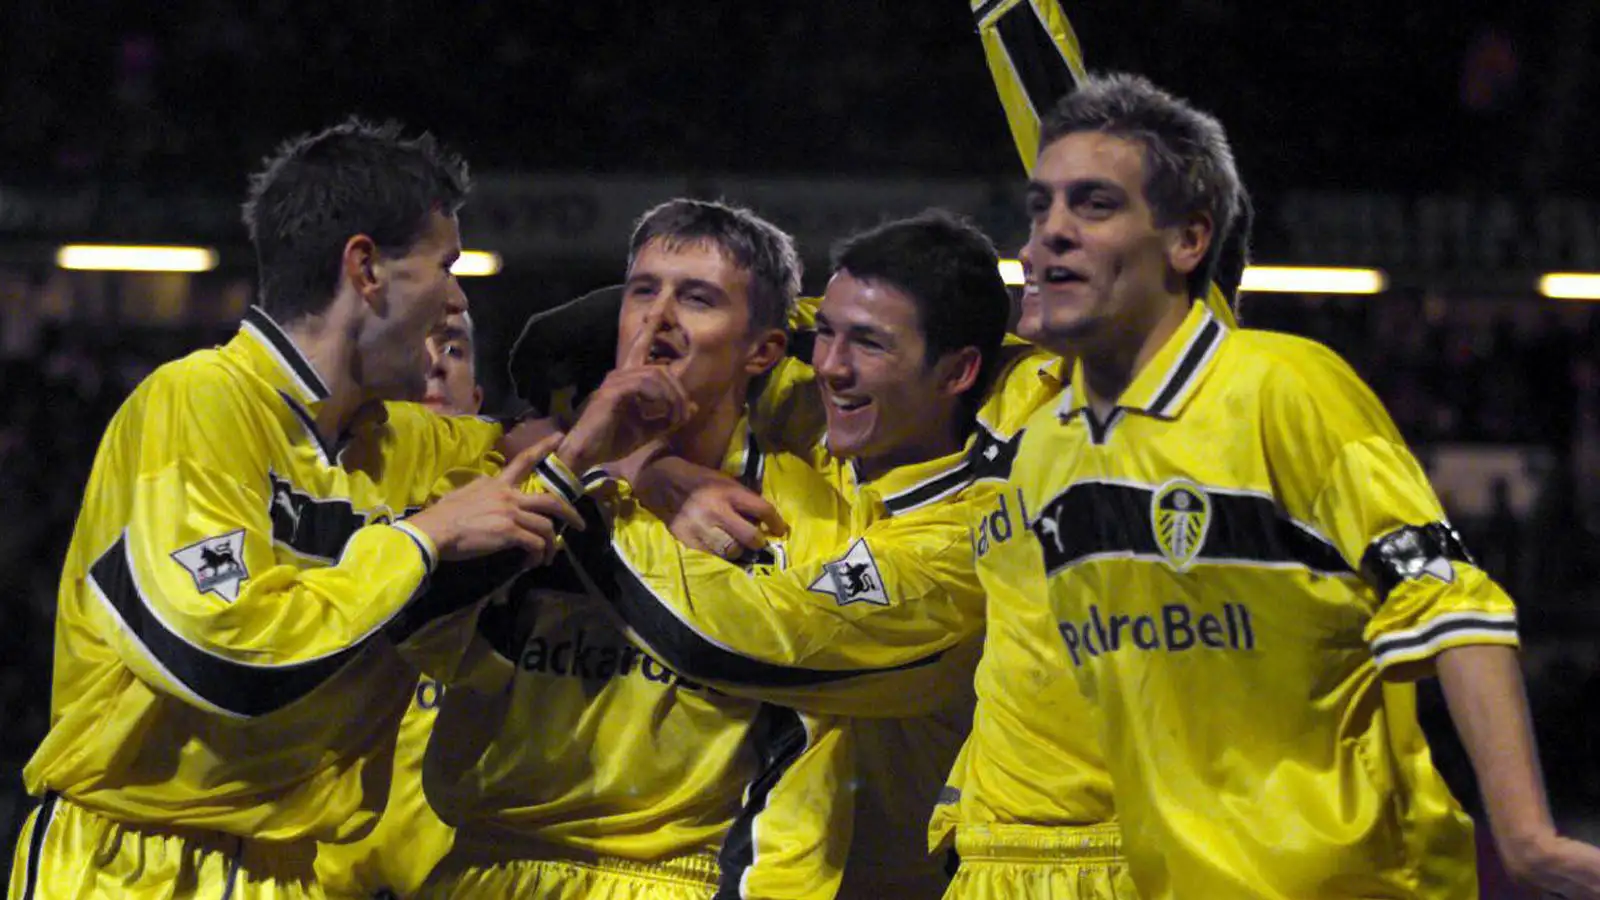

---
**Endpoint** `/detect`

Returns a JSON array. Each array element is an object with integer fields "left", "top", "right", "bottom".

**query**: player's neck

[
  {"left": 854, "top": 406, "right": 963, "bottom": 483},
  {"left": 281, "top": 313, "right": 365, "bottom": 446},
  {"left": 667, "top": 388, "right": 746, "bottom": 471},
  {"left": 1077, "top": 295, "right": 1191, "bottom": 419}
]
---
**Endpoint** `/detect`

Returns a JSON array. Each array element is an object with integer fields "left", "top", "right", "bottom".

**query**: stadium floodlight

[
  {"left": 1537, "top": 273, "right": 1600, "bottom": 301},
  {"left": 452, "top": 250, "right": 502, "bottom": 277},
  {"left": 1239, "top": 266, "right": 1387, "bottom": 295},
  {"left": 56, "top": 244, "right": 219, "bottom": 273},
  {"left": 998, "top": 259, "right": 1025, "bottom": 286}
]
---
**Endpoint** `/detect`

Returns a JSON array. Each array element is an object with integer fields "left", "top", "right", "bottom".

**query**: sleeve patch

[
  {"left": 807, "top": 538, "right": 889, "bottom": 607},
  {"left": 170, "top": 530, "right": 250, "bottom": 602},
  {"left": 1361, "top": 523, "right": 1473, "bottom": 600}
]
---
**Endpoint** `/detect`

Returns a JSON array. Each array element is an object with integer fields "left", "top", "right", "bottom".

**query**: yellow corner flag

[{"left": 973, "top": 0, "right": 1240, "bottom": 326}]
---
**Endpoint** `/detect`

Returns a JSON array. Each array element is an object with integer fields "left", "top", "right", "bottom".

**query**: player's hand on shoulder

[
  {"left": 407, "top": 434, "right": 585, "bottom": 567},
  {"left": 1504, "top": 832, "right": 1600, "bottom": 899},
  {"left": 634, "top": 456, "right": 787, "bottom": 560}
]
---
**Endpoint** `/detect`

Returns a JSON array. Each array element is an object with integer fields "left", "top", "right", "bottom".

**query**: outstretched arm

[{"left": 1437, "top": 645, "right": 1600, "bottom": 898}]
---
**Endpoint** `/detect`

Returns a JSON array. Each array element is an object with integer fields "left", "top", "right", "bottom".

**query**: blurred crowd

[{"left": 1, "top": 3, "right": 1592, "bottom": 195}]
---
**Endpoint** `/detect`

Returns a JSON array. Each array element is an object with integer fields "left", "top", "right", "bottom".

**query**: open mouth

[
  {"left": 827, "top": 393, "right": 870, "bottom": 413},
  {"left": 646, "top": 338, "right": 682, "bottom": 364},
  {"left": 1041, "top": 265, "right": 1086, "bottom": 286}
]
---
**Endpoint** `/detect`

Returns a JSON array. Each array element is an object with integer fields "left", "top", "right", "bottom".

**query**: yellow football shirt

[
  {"left": 22, "top": 306, "right": 508, "bottom": 844},
  {"left": 422, "top": 422, "right": 853, "bottom": 900},
  {"left": 314, "top": 675, "right": 456, "bottom": 898},
  {"left": 563, "top": 345, "right": 1073, "bottom": 893},
  {"left": 1019, "top": 302, "right": 1511, "bottom": 898},
  {"left": 928, "top": 350, "right": 1122, "bottom": 864}
]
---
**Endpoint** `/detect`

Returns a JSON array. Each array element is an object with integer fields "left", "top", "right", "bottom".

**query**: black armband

[{"left": 1360, "top": 523, "right": 1475, "bottom": 601}]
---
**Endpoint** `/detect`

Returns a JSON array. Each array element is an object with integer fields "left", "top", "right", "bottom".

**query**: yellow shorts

[
  {"left": 943, "top": 822, "right": 1139, "bottom": 900},
  {"left": 417, "top": 850, "right": 720, "bottom": 900},
  {"left": 8, "top": 795, "right": 322, "bottom": 899}
]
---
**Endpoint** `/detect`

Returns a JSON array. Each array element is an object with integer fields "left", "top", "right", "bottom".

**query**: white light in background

[
  {"left": 1239, "top": 266, "right": 1387, "bottom": 295},
  {"left": 452, "top": 250, "right": 502, "bottom": 277},
  {"left": 1538, "top": 273, "right": 1600, "bottom": 301},
  {"left": 56, "top": 244, "right": 219, "bottom": 273}
]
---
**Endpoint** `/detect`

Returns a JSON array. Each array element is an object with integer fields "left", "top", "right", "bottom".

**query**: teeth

[
  {"left": 829, "top": 395, "right": 867, "bottom": 411},
  {"left": 1044, "top": 267, "right": 1079, "bottom": 284}
]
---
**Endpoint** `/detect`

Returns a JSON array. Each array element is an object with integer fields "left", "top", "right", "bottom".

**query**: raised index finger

[
  {"left": 619, "top": 309, "right": 661, "bottom": 369},
  {"left": 498, "top": 432, "right": 564, "bottom": 486}
]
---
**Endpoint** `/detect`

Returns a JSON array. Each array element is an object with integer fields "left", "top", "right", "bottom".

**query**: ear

[
  {"left": 1167, "top": 212, "right": 1214, "bottom": 280},
  {"left": 936, "top": 346, "right": 983, "bottom": 400},
  {"left": 342, "top": 234, "right": 383, "bottom": 308},
  {"left": 744, "top": 327, "right": 789, "bottom": 377}
]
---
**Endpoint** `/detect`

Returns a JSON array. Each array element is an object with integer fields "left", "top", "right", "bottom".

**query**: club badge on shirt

[
  {"left": 809, "top": 538, "right": 889, "bottom": 607},
  {"left": 1152, "top": 479, "right": 1211, "bottom": 571},
  {"left": 171, "top": 530, "right": 250, "bottom": 602}
]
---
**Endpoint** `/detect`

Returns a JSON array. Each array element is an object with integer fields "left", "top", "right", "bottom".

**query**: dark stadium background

[{"left": 1, "top": 3, "right": 1596, "bottom": 895}]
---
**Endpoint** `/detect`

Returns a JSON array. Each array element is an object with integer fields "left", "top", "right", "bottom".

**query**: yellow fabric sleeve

[
  {"left": 560, "top": 497, "right": 987, "bottom": 717},
  {"left": 88, "top": 376, "right": 434, "bottom": 719},
  {"left": 1261, "top": 338, "right": 1518, "bottom": 675}
]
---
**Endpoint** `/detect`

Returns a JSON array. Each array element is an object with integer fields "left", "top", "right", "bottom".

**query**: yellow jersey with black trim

[
  {"left": 423, "top": 421, "right": 853, "bottom": 900},
  {"left": 567, "top": 345, "right": 1063, "bottom": 716},
  {"left": 22, "top": 306, "right": 507, "bottom": 844},
  {"left": 927, "top": 349, "right": 1124, "bottom": 859},
  {"left": 1018, "top": 302, "right": 1510, "bottom": 899},
  {"left": 556, "top": 345, "right": 1062, "bottom": 893}
]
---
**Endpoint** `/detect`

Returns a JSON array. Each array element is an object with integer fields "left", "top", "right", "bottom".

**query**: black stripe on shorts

[{"left": 22, "top": 792, "right": 58, "bottom": 900}]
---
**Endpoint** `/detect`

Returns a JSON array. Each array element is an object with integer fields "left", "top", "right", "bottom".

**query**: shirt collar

[
  {"left": 1037, "top": 352, "right": 1068, "bottom": 388},
  {"left": 719, "top": 415, "right": 764, "bottom": 490},
  {"left": 1057, "top": 301, "right": 1228, "bottom": 422},
  {"left": 846, "top": 435, "right": 975, "bottom": 518},
  {"left": 235, "top": 306, "right": 333, "bottom": 407},
  {"left": 231, "top": 306, "right": 345, "bottom": 464}
]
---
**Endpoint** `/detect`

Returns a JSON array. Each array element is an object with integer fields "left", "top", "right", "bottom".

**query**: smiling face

[
  {"left": 1021, "top": 131, "right": 1206, "bottom": 355},
  {"left": 616, "top": 236, "right": 784, "bottom": 419},
  {"left": 812, "top": 270, "right": 972, "bottom": 476}
]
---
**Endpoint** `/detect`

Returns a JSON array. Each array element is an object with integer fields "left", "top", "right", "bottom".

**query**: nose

[
  {"left": 811, "top": 334, "right": 852, "bottom": 385},
  {"left": 645, "top": 290, "right": 682, "bottom": 329},
  {"left": 1036, "top": 194, "right": 1080, "bottom": 256},
  {"left": 445, "top": 277, "right": 469, "bottom": 315}
]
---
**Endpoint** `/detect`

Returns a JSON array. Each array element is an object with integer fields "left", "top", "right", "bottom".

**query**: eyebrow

[
  {"left": 625, "top": 274, "right": 729, "bottom": 301},
  {"left": 675, "top": 277, "right": 728, "bottom": 300},
  {"left": 816, "top": 311, "right": 892, "bottom": 343},
  {"left": 1027, "top": 177, "right": 1125, "bottom": 194}
]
